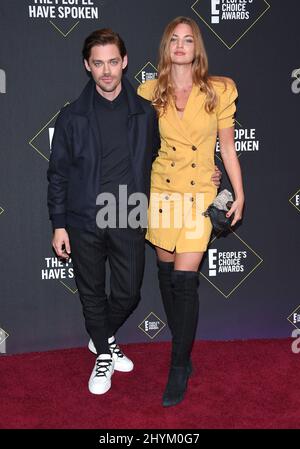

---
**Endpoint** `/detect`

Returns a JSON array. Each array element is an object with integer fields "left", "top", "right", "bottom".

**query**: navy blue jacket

[{"left": 47, "top": 77, "right": 160, "bottom": 230}]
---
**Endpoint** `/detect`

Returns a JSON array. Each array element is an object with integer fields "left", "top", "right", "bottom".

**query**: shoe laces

[
  {"left": 109, "top": 339, "right": 124, "bottom": 359},
  {"left": 95, "top": 357, "right": 113, "bottom": 377}
]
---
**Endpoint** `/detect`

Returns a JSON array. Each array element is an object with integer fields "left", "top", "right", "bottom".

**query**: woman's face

[{"left": 169, "top": 23, "right": 195, "bottom": 65}]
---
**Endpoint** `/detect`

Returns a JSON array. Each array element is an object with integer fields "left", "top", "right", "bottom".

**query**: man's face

[{"left": 84, "top": 44, "right": 128, "bottom": 95}]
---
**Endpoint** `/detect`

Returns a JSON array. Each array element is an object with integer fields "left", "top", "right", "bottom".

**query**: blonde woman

[{"left": 138, "top": 16, "right": 244, "bottom": 407}]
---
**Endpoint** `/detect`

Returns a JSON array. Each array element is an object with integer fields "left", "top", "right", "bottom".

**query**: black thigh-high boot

[
  {"left": 157, "top": 260, "right": 193, "bottom": 375},
  {"left": 157, "top": 260, "right": 175, "bottom": 336},
  {"left": 162, "top": 270, "right": 199, "bottom": 407}
]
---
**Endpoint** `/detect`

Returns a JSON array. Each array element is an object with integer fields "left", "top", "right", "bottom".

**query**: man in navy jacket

[{"left": 47, "top": 29, "right": 160, "bottom": 395}]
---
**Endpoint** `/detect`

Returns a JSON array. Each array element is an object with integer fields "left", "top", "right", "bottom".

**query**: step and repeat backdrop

[{"left": 0, "top": 0, "right": 299, "bottom": 354}]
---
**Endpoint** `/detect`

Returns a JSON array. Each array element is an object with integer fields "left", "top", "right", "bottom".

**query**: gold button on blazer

[{"left": 137, "top": 78, "right": 238, "bottom": 253}]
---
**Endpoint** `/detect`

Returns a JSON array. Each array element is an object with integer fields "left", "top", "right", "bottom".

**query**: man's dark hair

[{"left": 82, "top": 28, "right": 127, "bottom": 61}]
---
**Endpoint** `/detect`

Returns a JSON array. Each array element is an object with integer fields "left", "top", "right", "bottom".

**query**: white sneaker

[
  {"left": 88, "top": 353, "right": 114, "bottom": 395},
  {"left": 88, "top": 337, "right": 134, "bottom": 372}
]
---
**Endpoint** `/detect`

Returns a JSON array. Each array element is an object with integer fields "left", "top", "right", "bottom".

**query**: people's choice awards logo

[
  {"left": 207, "top": 249, "right": 247, "bottom": 276},
  {"left": 192, "top": 0, "right": 270, "bottom": 49},
  {"left": 28, "top": 0, "right": 101, "bottom": 37},
  {"left": 291, "top": 68, "right": 300, "bottom": 94},
  {"left": 135, "top": 62, "right": 158, "bottom": 85},
  {"left": 29, "top": 104, "right": 69, "bottom": 161},
  {"left": 139, "top": 312, "right": 166, "bottom": 339},
  {"left": 287, "top": 306, "right": 300, "bottom": 332},
  {"left": 41, "top": 257, "right": 77, "bottom": 293},
  {"left": 289, "top": 189, "right": 300, "bottom": 213},
  {"left": 200, "top": 232, "right": 263, "bottom": 298}
]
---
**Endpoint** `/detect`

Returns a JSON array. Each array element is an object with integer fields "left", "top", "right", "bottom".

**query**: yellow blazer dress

[{"left": 137, "top": 78, "right": 238, "bottom": 253}]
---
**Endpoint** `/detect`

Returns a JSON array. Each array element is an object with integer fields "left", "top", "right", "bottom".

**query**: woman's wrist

[{"left": 234, "top": 191, "right": 244, "bottom": 200}]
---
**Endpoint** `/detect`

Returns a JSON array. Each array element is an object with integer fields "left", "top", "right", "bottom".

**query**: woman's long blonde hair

[{"left": 152, "top": 16, "right": 231, "bottom": 116}]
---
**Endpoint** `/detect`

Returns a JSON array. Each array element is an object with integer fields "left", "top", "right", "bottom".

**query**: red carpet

[{"left": 0, "top": 339, "right": 299, "bottom": 429}]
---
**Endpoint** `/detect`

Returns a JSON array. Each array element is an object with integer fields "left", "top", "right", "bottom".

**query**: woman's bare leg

[
  {"left": 174, "top": 251, "right": 204, "bottom": 271},
  {"left": 155, "top": 246, "right": 175, "bottom": 262}
]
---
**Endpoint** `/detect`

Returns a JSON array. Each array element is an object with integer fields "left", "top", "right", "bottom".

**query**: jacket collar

[{"left": 71, "top": 76, "right": 144, "bottom": 117}]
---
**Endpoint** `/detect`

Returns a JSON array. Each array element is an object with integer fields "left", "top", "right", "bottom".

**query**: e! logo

[{"left": 211, "top": 0, "right": 220, "bottom": 23}]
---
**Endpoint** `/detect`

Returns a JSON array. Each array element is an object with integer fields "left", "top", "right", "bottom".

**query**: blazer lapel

[
  {"left": 163, "top": 85, "right": 206, "bottom": 145},
  {"left": 182, "top": 85, "right": 206, "bottom": 134}
]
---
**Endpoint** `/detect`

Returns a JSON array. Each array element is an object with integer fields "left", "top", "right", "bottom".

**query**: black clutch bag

[{"left": 203, "top": 189, "right": 234, "bottom": 232}]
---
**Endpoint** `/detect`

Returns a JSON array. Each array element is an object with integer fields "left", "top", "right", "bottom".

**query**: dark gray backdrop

[{"left": 0, "top": 0, "right": 299, "bottom": 354}]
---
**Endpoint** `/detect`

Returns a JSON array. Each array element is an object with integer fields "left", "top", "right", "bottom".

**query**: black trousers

[{"left": 67, "top": 225, "right": 146, "bottom": 354}]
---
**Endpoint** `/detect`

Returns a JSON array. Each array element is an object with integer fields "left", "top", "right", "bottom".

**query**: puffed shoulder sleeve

[
  {"left": 137, "top": 79, "right": 156, "bottom": 101},
  {"left": 216, "top": 79, "right": 238, "bottom": 130}
]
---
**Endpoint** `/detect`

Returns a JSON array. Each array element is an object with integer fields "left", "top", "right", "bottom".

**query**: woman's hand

[
  {"left": 218, "top": 127, "right": 245, "bottom": 227},
  {"left": 226, "top": 196, "right": 244, "bottom": 226},
  {"left": 211, "top": 165, "right": 222, "bottom": 187}
]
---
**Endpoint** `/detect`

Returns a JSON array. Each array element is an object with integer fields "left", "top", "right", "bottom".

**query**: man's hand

[
  {"left": 52, "top": 228, "right": 71, "bottom": 259},
  {"left": 211, "top": 165, "right": 222, "bottom": 188}
]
